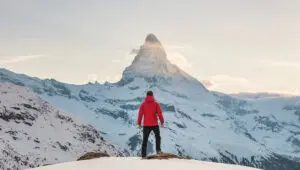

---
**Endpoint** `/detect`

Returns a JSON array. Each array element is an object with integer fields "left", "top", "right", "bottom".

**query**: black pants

[{"left": 141, "top": 126, "right": 161, "bottom": 157}]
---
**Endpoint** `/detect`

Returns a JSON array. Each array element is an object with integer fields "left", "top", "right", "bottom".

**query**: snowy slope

[
  {"left": 230, "top": 92, "right": 293, "bottom": 99},
  {"left": 0, "top": 83, "right": 127, "bottom": 170},
  {"left": 1, "top": 34, "right": 300, "bottom": 170},
  {"left": 27, "top": 157, "right": 261, "bottom": 170}
]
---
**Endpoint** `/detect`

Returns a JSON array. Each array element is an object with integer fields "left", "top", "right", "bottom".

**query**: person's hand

[
  {"left": 161, "top": 123, "right": 164, "bottom": 128},
  {"left": 138, "top": 124, "right": 141, "bottom": 129}
]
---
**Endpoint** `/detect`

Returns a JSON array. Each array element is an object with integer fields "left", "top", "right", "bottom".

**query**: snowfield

[{"left": 27, "top": 157, "right": 261, "bottom": 170}]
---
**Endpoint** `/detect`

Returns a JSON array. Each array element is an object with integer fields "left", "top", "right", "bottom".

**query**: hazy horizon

[{"left": 1, "top": 0, "right": 299, "bottom": 95}]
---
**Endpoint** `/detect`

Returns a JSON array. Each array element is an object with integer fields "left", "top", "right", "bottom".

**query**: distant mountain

[
  {"left": 123, "top": 33, "right": 200, "bottom": 83},
  {"left": 0, "top": 34, "right": 300, "bottom": 170},
  {"left": 231, "top": 92, "right": 298, "bottom": 99},
  {"left": 0, "top": 83, "right": 127, "bottom": 170}
]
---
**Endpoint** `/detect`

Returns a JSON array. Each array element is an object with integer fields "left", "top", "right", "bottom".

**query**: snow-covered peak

[
  {"left": 145, "top": 33, "right": 161, "bottom": 44},
  {"left": 122, "top": 34, "right": 198, "bottom": 83}
]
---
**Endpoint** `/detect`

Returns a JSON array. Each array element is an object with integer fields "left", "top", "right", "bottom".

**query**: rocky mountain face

[
  {"left": 0, "top": 83, "right": 127, "bottom": 170},
  {"left": 0, "top": 34, "right": 300, "bottom": 170},
  {"left": 123, "top": 33, "right": 201, "bottom": 83}
]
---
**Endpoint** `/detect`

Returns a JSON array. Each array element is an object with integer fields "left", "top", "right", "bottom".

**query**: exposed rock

[
  {"left": 145, "top": 153, "right": 184, "bottom": 160},
  {"left": 77, "top": 152, "right": 110, "bottom": 161}
]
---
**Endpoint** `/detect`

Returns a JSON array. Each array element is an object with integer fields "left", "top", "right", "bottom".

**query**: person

[{"left": 138, "top": 90, "right": 164, "bottom": 158}]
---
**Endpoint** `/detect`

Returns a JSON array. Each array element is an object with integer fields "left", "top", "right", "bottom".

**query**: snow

[
  {"left": 27, "top": 157, "right": 261, "bottom": 170},
  {"left": 0, "top": 83, "right": 125, "bottom": 170},
  {"left": 1, "top": 34, "right": 300, "bottom": 169},
  {"left": 33, "top": 76, "right": 269, "bottom": 161},
  {"left": 123, "top": 34, "right": 199, "bottom": 83}
]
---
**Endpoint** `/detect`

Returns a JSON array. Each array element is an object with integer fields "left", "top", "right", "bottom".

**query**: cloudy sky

[{"left": 0, "top": 0, "right": 299, "bottom": 94}]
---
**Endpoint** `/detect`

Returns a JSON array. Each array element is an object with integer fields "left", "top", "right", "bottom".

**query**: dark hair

[{"left": 147, "top": 91, "right": 153, "bottom": 96}]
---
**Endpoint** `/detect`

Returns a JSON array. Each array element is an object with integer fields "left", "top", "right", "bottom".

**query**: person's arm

[
  {"left": 156, "top": 103, "right": 164, "bottom": 126},
  {"left": 137, "top": 104, "right": 144, "bottom": 127}
]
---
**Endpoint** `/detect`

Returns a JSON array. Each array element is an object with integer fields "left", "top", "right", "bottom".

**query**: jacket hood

[{"left": 145, "top": 96, "right": 155, "bottom": 102}]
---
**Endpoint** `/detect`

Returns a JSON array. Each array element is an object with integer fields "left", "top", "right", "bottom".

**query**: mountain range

[{"left": 0, "top": 34, "right": 300, "bottom": 170}]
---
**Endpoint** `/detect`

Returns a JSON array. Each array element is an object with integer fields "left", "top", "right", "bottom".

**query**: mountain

[
  {"left": 26, "top": 157, "right": 261, "bottom": 170},
  {"left": 1, "top": 34, "right": 300, "bottom": 170},
  {"left": 123, "top": 33, "right": 199, "bottom": 83},
  {"left": 230, "top": 92, "right": 296, "bottom": 99},
  {"left": 0, "top": 83, "right": 127, "bottom": 170}
]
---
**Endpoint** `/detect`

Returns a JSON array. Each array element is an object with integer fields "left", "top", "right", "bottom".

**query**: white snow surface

[
  {"left": 27, "top": 157, "right": 261, "bottom": 170},
  {"left": 0, "top": 83, "right": 126, "bottom": 170}
]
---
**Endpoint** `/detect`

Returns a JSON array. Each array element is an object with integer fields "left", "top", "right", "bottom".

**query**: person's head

[{"left": 146, "top": 91, "right": 153, "bottom": 96}]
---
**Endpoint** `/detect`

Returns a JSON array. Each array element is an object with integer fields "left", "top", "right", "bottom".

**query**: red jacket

[{"left": 138, "top": 96, "right": 164, "bottom": 126}]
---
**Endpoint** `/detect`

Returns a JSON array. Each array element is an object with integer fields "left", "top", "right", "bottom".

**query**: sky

[{"left": 0, "top": 0, "right": 299, "bottom": 94}]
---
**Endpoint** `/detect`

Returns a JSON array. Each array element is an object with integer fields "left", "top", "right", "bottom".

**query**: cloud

[
  {"left": 128, "top": 43, "right": 193, "bottom": 69},
  {"left": 164, "top": 44, "right": 193, "bottom": 69},
  {"left": 211, "top": 75, "right": 249, "bottom": 85},
  {"left": 167, "top": 52, "right": 192, "bottom": 69},
  {"left": 0, "top": 55, "right": 45, "bottom": 64},
  {"left": 201, "top": 74, "right": 300, "bottom": 96},
  {"left": 201, "top": 75, "right": 249, "bottom": 90},
  {"left": 200, "top": 80, "right": 214, "bottom": 88}
]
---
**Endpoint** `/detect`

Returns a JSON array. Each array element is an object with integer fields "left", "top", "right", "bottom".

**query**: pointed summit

[
  {"left": 145, "top": 33, "right": 161, "bottom": 44},
  {"left": 121, "top": 34, "right": 201, "bottom": 85}
]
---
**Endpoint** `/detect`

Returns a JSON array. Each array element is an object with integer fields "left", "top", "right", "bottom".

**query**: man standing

[{"left": 138, "top": 91, "right": 164, "bottom": 158}]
